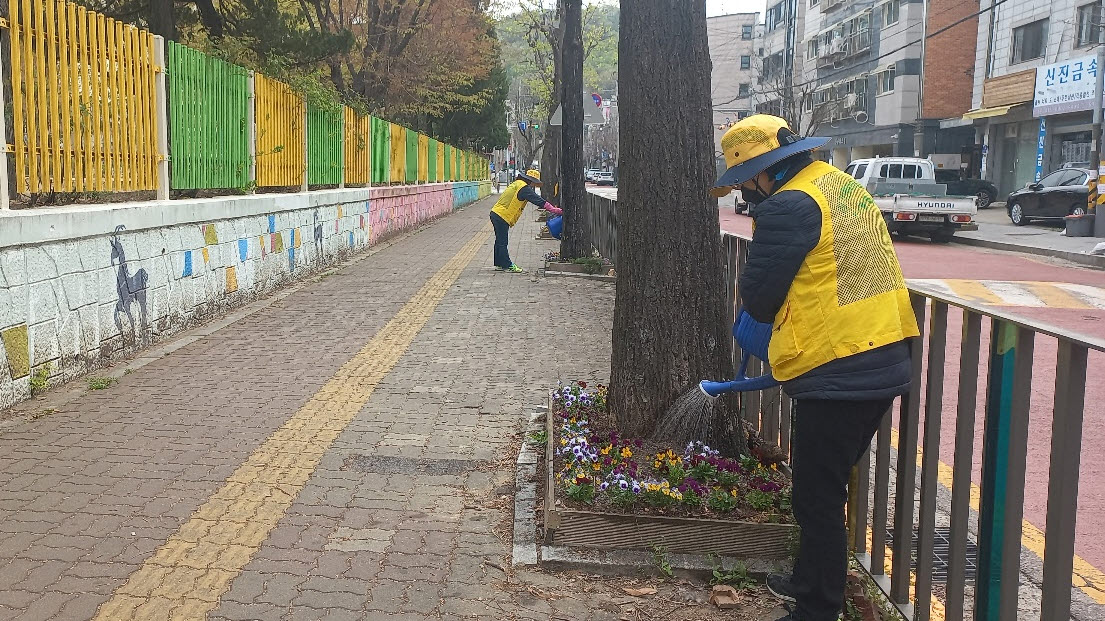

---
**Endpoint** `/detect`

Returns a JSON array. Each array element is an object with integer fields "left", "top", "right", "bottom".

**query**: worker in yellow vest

[
  {"left": 490, "top": 169, "right": 561, "bottom": 272},
  {"left": 712, "top": 115, "right": 920, "bottom": 621}
]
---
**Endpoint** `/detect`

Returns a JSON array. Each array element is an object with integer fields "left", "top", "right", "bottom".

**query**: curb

[
  {"left": 538, "top": 545, "right": 786, "bottom": 580},
  {"left": 951, "top": 236, "right": 1105, "bottom": 269},
  {"left": 512, "top": 408, "right": 545, "bottom": 567}
]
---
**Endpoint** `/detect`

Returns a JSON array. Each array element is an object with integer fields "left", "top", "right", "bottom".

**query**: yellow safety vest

[
  {"left": 766, "top": 161, "right": 920, "bottom": 382},
  {"left": 491, "top": 180, "right": 530, "bottom": 226}
]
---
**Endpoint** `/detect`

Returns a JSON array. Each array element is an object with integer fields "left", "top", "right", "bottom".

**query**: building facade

[
  {"left": 708, "top": 11, "right": 761, "bottom": 166},
  {"left": 968, "top": 0, "right": 1102, "bottom": 197}
]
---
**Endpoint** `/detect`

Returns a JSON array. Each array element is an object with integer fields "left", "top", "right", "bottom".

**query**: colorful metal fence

[
  {"left": 254, "top": 74, "right": 305, "bottom": 188},
  {"left": 8, "top": 0, "right": 159, "bottom": 193},
  {"left": 1, "top": 0, "right": 487, "bottom": 203},
  {"left": 389, "top": 123, "right": 405, "bottom": 184},
  {"left": 405, "top": 129, "right": 418, "bottom": 184},
  {"left": 167, "top": 43, "right": 249, "bottom": 190},
  {"left": 344, "top": 109, "right": 371, "bottom": 186},
  {"left": 307, "top": 104, "right": 343, "bottom": 186}
]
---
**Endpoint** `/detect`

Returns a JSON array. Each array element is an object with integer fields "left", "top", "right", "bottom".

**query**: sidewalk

[
  {"left": 954, "top": 208, "right": 1105, "bottom": 268},
  {"left": 0, "top": 201, "right": 638, "bottom": 620}
]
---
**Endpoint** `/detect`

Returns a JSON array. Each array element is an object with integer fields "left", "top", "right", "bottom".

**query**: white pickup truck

[{"left": 845, "top": 157, "right": 978, "bottom": 243}]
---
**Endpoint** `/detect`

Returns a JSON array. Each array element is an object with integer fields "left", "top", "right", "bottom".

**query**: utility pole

[{"left": 1095, "top": 0, "right": 1105, "bottom": 236}]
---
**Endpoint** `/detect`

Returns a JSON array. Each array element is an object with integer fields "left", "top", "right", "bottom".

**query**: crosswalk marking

[{"left": 908, "top": 280, "right": 1105, "bottom": 309}]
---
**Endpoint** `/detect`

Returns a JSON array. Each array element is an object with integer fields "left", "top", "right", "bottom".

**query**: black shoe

[{"left": 766, "top": 572, "right": 797, "bottom": 604}]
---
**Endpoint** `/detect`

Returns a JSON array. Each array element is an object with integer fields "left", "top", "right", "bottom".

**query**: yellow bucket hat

[
  {"left": 519, "top": 169, "right": 543, "bottom": 186},
  {"left": 711, "top": 115, "right": 829, "bottom": 198}
]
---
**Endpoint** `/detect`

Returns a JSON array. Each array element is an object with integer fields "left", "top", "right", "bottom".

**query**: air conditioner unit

[
  {"left": 829, "top": 39, "right": 847, "bottom": 55},
  {"left": 845, "top": 93, "right": 857, "bottom": 108}
]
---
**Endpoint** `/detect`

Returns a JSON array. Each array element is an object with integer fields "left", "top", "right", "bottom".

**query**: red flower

[{"left": 578, "top": 381, "right": 588, "bottom": 389}]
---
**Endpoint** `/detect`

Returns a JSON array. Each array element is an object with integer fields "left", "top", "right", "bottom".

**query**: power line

[{"left": 712, "top": 0, "right": 1015, "bottom": 109}]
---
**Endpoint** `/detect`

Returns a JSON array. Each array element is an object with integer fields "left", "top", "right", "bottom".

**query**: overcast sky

[{"left": 706, "top": 0, "right": 766, "bottom": 19}]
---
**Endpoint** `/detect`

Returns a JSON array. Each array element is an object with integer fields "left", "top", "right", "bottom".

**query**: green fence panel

[
  {"left": 307, "top": 105, "right": 343, "bottom": 185},
  {"left": 370, "top": 117, "right": 388, "bottom": 184},
  {"left": 443, "top": 145, "right": 453, "bottom": 181},
  {"left": 405, "top": 129, "right": 418, "bottom": 184},
  {"left": 167, "top": 43, "right": 250, "bottom": 190},
  {"left": 427, "top": 139, "right": 438, "bottom": 182}
]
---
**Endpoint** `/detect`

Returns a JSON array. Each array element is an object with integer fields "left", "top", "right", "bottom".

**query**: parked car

[
  {"left": 595, "top": 171, "right": 615, "bottom": 186},
  {"left": 1006, "top": 168, "right": 1091, "bottom": 226},
  {"left": 585, "top": 169, "right": 598, "bottom": 182},
  {"left": 933, "top": 169, "right": 1000, "bottom": 208}
]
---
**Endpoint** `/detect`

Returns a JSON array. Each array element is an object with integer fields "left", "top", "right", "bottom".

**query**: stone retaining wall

[{"left": 0, "top": 181, "right": 492, "bottom": 409}]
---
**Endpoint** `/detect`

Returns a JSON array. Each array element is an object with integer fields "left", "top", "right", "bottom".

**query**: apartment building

[
  {"left": 967, "top": 0, "right": 1103, "bottom": 196},
  {"left": 754, "top": 0, "right": 807, "bottom": 122},
  {"left": 708, "top": 12, "right": 761, "bottom": 163}
]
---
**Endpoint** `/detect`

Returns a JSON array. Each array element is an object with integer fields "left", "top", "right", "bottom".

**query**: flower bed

[{"left": 542, "top": 382, "right": 797, "bottom": 560}]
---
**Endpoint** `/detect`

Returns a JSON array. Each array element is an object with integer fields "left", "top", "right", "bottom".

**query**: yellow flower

[
  {"left": 600, "top": 446, "right": 611, "bottom": 456},
  {"left": 730, "top": 489, "right": 738, "bottom": 497},
  {"left": 560, "top": 438, "right": 567, "bottom": 446},
  {"left": 770, "top": 463, "right": 778, "bottom": 470},
  {"left": 620, "top": 447, "right": 633, "bottom": 459},
  {"left": 592, "top": 463, "right": 601, "bottom": 471}
]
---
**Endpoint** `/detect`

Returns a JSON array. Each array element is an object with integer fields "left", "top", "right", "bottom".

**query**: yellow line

[
  {"left": 888, "top": 428, "right": 1105, "bottom": 606},
  {"left": 93, "top": 226, "right": 492, "bottom": 620},
  {"left": 1021, "top": 282, "right": 1093, "bottom": 310},
  {"left": 941, "top": 280, "right": 1006, "bottom": 306}
]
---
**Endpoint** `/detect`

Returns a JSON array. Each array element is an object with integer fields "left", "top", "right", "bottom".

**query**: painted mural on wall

[
  {"left": 110, "top": 225, "right": 149, "bottom": 342},
  {"left": 0, "top": 181, "right": 490, "bottom": 409}
]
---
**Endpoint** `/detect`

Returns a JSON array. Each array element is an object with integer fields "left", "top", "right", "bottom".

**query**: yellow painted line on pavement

[
  {"left": 1022, "top": 282, "right": 1094, "bottom": 310},
  {"left": 940, "top": 279, "right": 1006, "bottom": 306},
  {"left": 889, "top": 428, "right": 1105, "bottom": 606},
  {"left": 93, "top": 226, "right": 493, "bottom": 621}
]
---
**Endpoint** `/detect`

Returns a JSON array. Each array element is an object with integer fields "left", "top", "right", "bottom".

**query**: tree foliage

[{"left": 75, "top": 0, "right": 509, "bottom": 150}]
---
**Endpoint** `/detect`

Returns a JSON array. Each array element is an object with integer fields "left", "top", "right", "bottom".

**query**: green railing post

[{"left": 977, "top": 320, "right": 1034, "bottom": 621}]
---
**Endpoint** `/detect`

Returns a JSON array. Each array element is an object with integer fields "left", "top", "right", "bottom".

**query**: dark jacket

[{"left": 738, "top": 162, "right": 912, "bottom": 401}]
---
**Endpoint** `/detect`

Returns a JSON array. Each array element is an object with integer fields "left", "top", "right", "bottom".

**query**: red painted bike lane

[{"left": 719, "top": 208, "right": 1105, "bottom": 579}]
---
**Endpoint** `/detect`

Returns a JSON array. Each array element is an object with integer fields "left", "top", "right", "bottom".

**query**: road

[{"left": 719, "top": 204, "right": 1105, "bottom": 589}]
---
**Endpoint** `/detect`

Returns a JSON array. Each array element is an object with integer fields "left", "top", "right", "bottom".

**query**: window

[
  {"left": 742, "top": 24, "right": 754, "bottom": 39},
  {"left": 1012, "top": 19, "right": 1048, "bottom": 64},
  {"left": 1078, "top": 3, "right": 1101, "bottom": 47},
  {"left": 902, "top": 164, "right": 920, "bottom": 179},
  {"left": 887, "top": 164, "right": 903, "bottom": 178},
  {"left": 1065, "top": 171, "right": 1089, "bottom": 186},
  {"left": 882, "top": 0, "right": 899, "bottom": 27},
  {"left": 877, "top": 65, "right": 896, "bottom": 94},
  {"left": 808, "top": 38, "right": 819, "bottom": 59},
  {"left": 741, "top": 55, "right": 751, "bottom": 70},
  {"left": 810, "top": 0, "right": 820, "bottom": 6},
  {"left": 1038, "top": 170, "right": 1067, "bottom": 186},
  {"left": 767, "top": 1, "right": 787, "bottom": 31},
  {"left": 737, "top": 110, "right": 752, "bottom": 120},
  {"left": 846, "top": 163, "right": 867, "bottom": 179},
  {"left": 738, "top": 83, "right": 751, "bottom": 97}
]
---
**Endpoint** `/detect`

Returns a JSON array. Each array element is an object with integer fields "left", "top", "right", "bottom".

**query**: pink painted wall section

[{"left": 369, "top": 182, "right": 459, "bottom": 245}]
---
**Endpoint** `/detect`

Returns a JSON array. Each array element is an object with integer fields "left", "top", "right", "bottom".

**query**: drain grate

[
  {"left": 883, "top": 527, "right": 978, "bottom": 582},
  {"left": 342, "top": 454, "right": 487, "bottom": 476}
]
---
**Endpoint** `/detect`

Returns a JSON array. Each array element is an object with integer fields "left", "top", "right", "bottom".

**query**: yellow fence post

[
  {"left": 0, "top": 10, "right": 11, "bottom": 209},
  {"left": 154, "top": 34, "right": 169, "bottom": 199}
]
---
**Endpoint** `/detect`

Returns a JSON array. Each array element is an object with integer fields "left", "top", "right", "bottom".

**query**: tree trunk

[
  {"left": 609, "top": 0, "right": 743, "bottom": 455},
  {"left": 540, "top": 127, "right": 561, "bottom": 204},
  {"left": 149, "top": 0, "right": 177, "bottom": 40},
  {"left": 559, "top": 0, "right": 588, "bottom": 259}
]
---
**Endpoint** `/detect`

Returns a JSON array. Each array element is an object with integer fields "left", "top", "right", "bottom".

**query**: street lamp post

[{"left": 1092, "top": 0, "right": 1105, "bottom": 235}]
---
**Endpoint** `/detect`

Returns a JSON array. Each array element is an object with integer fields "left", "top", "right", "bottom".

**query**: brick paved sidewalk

[{"left": 0, "top": 200, "right": 648, "bottom": 620}]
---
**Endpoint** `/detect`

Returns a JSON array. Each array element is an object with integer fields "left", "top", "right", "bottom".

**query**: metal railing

[{"left": 585, "top": 189, "right": 1104, "bottom": 621}]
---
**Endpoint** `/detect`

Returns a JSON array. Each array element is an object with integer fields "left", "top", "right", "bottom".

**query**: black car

[
  {"left": 1005, "top": 168, "right": 1091, "bottom": 226},
  {"left": 934, "top": 170, "right": 999, "bottom": 208}
]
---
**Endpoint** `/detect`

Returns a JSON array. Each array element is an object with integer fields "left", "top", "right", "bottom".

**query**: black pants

[
  {"left": 490, "top": 212, "right": 512, "bottom": 268},
  {"left": 791, "top": 397, "right": 892, "bottom": 621}
]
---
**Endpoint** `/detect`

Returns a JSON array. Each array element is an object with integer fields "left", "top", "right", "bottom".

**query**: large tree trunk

[
  {"left": 559, "top": 0, "right": 588, "bottom": 259},
  {"left": 609, "top": 0, "right": 742, "bottom": 454},
  {"left": 540, "top": 128, "right": 561, "bottom": 204},
  {"left": 149, "top": 0, "right": 177, "bottom": 40}
]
